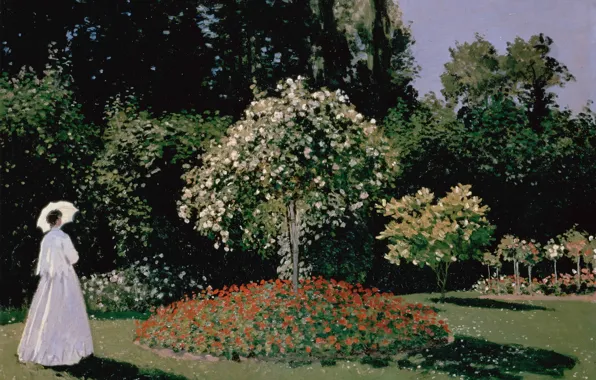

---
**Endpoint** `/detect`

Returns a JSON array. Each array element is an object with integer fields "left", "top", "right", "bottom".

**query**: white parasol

[{"left": 36, "top": 201, "right": 79, "bottom": 233}]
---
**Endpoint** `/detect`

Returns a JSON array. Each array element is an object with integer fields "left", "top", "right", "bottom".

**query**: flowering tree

[
  {"left": 520, "top": 240, "right": 541, "bottom": 294},
  {"left": 559, "top": 227, "right": 594, "bottom": 288},
  {"left": 589, "top": 235, "right": 596, "bottom": 273},
  {"left": 498, "top": 235, "right": 525, "bottom": 294},
  {"left": 376, "top": 184, "right": 494, "bottom": 301},
  {"left": 482, "top": 250, "right": 502, "bottom": 279},
  {"left": 179, "top": 76, "right": 397, "bottom": 293},
  {"left": 544, "top": 239, "right": 564, "bottom": 284},
  {"left": 482, "top": 250, "right": 503, "bottom": 294}
]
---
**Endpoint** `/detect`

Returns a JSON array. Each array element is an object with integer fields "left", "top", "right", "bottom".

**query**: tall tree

[
  {"left": 310, "top": 0, "right": 417, "bottom": 118},
  {"left": 3, "top": 0, "right": 418, "bottom": 122},
  {"left": 179, "top": 77, "right": 397, "bottom": 292},
  {"left": 502, "top": 34, "right": 575, "bottom": 131},
  {"left": 440, "top": 33, "right": 575, "bottom": 126}
]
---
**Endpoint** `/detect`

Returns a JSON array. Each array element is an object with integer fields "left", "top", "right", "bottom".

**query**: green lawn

[{"left": 1, "top": 292, "right": 594, "bottom": 379}]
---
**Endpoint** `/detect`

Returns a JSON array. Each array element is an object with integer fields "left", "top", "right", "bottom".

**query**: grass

[
  {"left": 1, "top": 291, "right": 594, "bottom": 379},
  {"left": 0, "top": 308, "right": 150, "bottom": 326}
]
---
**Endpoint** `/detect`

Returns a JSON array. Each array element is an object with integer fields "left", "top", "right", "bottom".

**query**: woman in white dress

[{"left": 17, "top": 209, "right": 94, "bottom": 366}]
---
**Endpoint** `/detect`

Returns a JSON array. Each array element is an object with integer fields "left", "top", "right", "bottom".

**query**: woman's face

[{"left": 55, "top": 217, "right": 63, "bottom": 227}]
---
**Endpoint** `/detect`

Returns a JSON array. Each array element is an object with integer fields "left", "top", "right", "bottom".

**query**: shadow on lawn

[
  {"left": 397, "top": 336, "right": 576, "bottom": 380},
  {"left": 51, "top": 355, "right": 187, "bottom": 380},
  {"left": 429, "top": 297, "right": 552, "bottom": 311}
]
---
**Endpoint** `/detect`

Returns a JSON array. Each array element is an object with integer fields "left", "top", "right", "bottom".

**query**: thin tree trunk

[
  {"left": 513, "top": 260, "right": 520, "bottom": 294},
  {"left": 554, "top": 260, "right": 558, "bottom": 285},
  {"left": 496, "top": 267, "right": 500, "bottom": 294},
  {"left": 576, "top": 257, "right": 581, "bottom": 289},
  {"left": 528, "top": 265, "right": 533, "bottom": 295},
  {"left": 286, "top": 200, "right": 300, "bottom": 294},
  {"left": 436, "top": 262, "right": 450, "bottom": 302},
  {"left": 487, "top": 265, "right": 490, "bottom": 279}
]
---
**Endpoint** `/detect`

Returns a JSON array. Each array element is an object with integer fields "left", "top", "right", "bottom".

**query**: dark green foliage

[
  {"left": 360, "top": 355, "right": 390, "bottom": 368},
  {"left": 307, "top": 220, "right": 375, "bottom": 285},
  {"left": 2, "top": 0, "right": 417, "bottom": 122},
  {"left": 0, "top": 61, "right": 99, "bottom": 307},
  {"left": 287, "top": 359, "right": 313, "bottom": 368},
  {"left": 383, "top": 35, "right": 596, "bottom": 244}
]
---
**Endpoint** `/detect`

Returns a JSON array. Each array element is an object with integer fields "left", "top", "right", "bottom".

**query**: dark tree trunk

[{"left": 286, "top": 200, "right": 300, "bottom": 294}]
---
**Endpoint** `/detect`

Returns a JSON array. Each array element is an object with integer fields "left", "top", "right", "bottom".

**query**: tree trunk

[
  {"left": 496, "top": 267, "right": 500, "bottom": 294},
  {"left": 528, "top": 265, "right": 533, "bottom": 295},
  {"left": 513, "top": 260, "right": 520, "bottom": 294},
  {"left": 576, "top": 257, "right": 581, "bottom": 289},
  {"left": 554, "top": 260, "right": 558, "bottom": 285},
  {"left": 487, "top": 265, "right": 490, "bottom": 279},
  {"left": 286, "top": 200, "right": 300, "bottom": 294},
  {"left": 436, "top": 262, "right": 450, "bottom": 302}
]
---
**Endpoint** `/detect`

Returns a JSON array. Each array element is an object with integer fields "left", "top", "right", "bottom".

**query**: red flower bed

[{"left": 134, "top": 277, "right": 450, "bottom": 360}]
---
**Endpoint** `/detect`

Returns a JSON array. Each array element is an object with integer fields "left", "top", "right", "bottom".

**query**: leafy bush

[
  {"left": 81, "top": 254, "right": 210, "bottom": 312},
  {"left": 377, "top": 184, "right": 495, "bottom": 300},
  {"left": 134, "top": 277, "right": 450, "bottom": 360},
  {"left": 88, "top": 98, "right": 232, "bottom": 257}
]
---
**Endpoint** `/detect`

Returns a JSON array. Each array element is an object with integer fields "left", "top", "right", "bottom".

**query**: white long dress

[{"left": 17, "top": 226, "right": 94, "bottom": 366}]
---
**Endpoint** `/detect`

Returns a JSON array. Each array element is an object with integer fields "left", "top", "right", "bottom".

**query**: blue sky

[{"left": 400, "top": 0, "right": 596, "bottom": 112}]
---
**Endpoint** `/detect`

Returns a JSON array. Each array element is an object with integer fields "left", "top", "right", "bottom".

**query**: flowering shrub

[
  {"left": 81, "top": 254, "right": 209, "bottom": 312},
  {"left": 377, "top": 184, "right": 494, "bottom": 300},
  {"left": 558, "top": 227, "right": 596, "bottom": 287},
  {"left": 497, "top": 235, "right": 540, "bottom": 294},
  {"left": 540, "top": 270, "right": 596, "bottom": 295},
  {"left": 473, "top": 270, "right": 596, "bottom": 296},
  {"left": 134, "top": 277, "right": 450, "bottom": 360},
  {"left": 472, "top": 275, "right": 534, "bottom": 295}
]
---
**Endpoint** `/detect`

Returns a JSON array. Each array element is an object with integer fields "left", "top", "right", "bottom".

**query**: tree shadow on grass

[
  {"left": 51, "top": 355, "right": 188, "bottom": 380},
  {"left": 429, "top": 297, "right": 553, "bottom": 311},
  {"left": 397, "top": 336, "right": 576, "bottom": 380}
]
